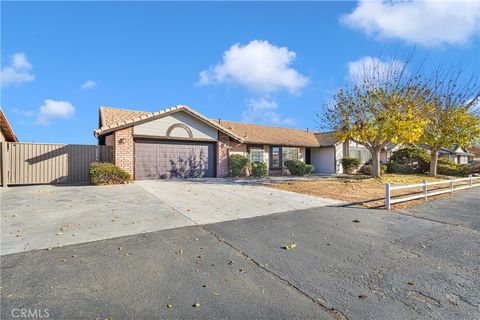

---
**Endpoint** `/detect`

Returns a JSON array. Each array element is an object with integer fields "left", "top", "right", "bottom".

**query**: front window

[
  {"left": 349, "top": 145, "right": 371, "bottom": 163},
  {"left": 282, "top": 147, "right": 299, "bottom": 164},
  {"left": 248, "top": 146, "right": 264, "bottom": 162}
]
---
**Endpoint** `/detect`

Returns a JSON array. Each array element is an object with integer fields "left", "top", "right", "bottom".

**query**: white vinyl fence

[{"left": 385, "top": 175, "right": 480, "bottom": 210}]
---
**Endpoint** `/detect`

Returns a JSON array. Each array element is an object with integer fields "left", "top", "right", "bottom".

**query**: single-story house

[
  {"left": 93, "top": 105, "right": 370, "bottom": 179},
  {"left": 437, "top": 146, "right": 475, "bottom": 164},
  {"left": 0, "top": 108, "right": 19, "bottom": 142}
]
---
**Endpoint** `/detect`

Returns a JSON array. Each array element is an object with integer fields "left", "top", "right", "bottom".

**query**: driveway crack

[{"left": 201, "top": 225, "right": 348, "bottom": 320}]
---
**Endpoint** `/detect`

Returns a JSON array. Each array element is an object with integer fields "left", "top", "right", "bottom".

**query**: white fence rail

[{"left": 385, "top": 175, "right": 480, "bottom": 210}]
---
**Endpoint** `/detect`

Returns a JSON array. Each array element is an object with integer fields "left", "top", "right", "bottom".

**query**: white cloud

[
  {"left": 11, "top": 108, "right": 35, "bottom": 117},
  {"left": 81, "top": 80, "right": 97, "bottom": 89},
  {"left": 242, "top": 98, "right": 296, "bottom": 125},
  {"left": 1, "top": 53, "right": 35, "bottom": 87},
  {"left": 341, "top": 0, "right": 480, "bottom": 46},
  {"left": 347, "top": 56, "right": 405, "bottom": 85},
  {"left": 197, "top": 40, "right": 309, "bottom": 94},
  {"left": 36, "top": 99, "right": 75, "bottom": 125}
]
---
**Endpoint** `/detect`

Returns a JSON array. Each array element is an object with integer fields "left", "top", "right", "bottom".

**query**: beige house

[
  {"left": 94, "top": 105, "right": 369, "bottom": 179},
  {"left": 0, "top": 108, "right": 19, "bottom": 142}
]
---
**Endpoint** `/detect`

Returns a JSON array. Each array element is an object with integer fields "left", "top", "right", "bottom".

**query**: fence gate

[{"left": 0, "top": 142, "right": 112, "bottom": 186}]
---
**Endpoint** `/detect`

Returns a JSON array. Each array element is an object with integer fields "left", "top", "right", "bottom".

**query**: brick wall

[
  {"left": 217, "top": 132, "right": 230, "bottom": 177},
  {"left": 114, "top": 127, "right": 134, "bottom": 176}
]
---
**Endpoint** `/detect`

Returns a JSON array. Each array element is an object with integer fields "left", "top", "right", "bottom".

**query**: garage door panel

[{"left": 135, "top": 140, "right": 215, "bottom": 179}]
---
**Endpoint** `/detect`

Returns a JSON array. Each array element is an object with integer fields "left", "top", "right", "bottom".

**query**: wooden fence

[
  {"left": 0, "top": 142, "right": 112, "bottom": 186},
  {"left": 385, "top": 176, "right": 480, "bottom": 210}
]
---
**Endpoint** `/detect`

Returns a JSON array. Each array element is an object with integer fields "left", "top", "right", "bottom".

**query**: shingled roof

[
  {"left": 0, "top": 108, "right": 19, "bottom": 142},
  {"left": 94, "top": 105, "right": 340, "bottom": 147},
  {"left": 219, "top": 121, "right": 337, "bottom": 147}
]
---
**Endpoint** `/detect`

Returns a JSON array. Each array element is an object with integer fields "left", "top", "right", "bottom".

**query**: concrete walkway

[{"left": 135, "top": 179, "right": 343, "bottom": 224}]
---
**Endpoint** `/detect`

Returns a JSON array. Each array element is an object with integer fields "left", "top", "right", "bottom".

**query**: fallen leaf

[
  {"left": 193, "top": 303, "right": 200, "bottom": 308},
  {"left": 166, "top": 304, "right": 173, "bottom": 309},
  {"left": 118, "top": 247, "right": 123, "bottom": 251},
  {"left": 358, "top": 292, "right": 368, "bottom": 299},
  {"left": 283, "top": 243, "right": 296, "bottom": 250}
]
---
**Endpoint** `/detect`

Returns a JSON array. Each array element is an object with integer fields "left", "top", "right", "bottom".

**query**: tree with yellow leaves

[
  {"left": 324, "top": 58, "right": 429, "bottom": 178},
  {"left": 420, "top": 68, "right": 480, "bottom": 176}
]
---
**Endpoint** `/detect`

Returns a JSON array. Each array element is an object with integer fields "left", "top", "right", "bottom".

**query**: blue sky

[{"left": 1, "top": 1, "right": 479, "bottom": 144}]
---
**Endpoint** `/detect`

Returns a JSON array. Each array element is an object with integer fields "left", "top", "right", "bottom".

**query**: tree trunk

[
  {"left": 430, "top": 149, "right": 438, "bottom": 177},
  {"left": 371, "top": 149, "right": 382, "bottom": 178}
]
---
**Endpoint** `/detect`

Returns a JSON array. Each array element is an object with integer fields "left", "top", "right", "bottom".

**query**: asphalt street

[{"left": 1, "top": 189, "right": 479, "bottom": 320}]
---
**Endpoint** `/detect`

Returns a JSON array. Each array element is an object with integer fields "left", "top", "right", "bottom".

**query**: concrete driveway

[
  {"left": 1, "top": 189, "right": 478, "bottom": 319},
  {"left": 1, "top": 179, "right": 341, "bottom": 255},
  {"left": 135, "top": 179, "right": 342, "bottom": 224}
]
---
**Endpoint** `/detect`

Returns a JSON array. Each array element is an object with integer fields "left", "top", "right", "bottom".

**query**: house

[
  {"left": 381, "top": 143, "right": 475, "bottom": 165},
  {"left": 0, "top": 108, "right": 19, "bottom": 142},
  {"left": 438, "top": 146, "right": 475, "bottom": 164},
  {"left": 94, "top": 105, "right": 370, "bottom": 179}
]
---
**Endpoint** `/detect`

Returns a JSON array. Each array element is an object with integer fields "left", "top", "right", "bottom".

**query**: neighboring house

[
  {"left": 438, "top": 146, "right": 474, "bottom": 164},
  {"left": 0, "top": 108, "right": 19, "bottom": 142},
  {"left": 94, "top": 105, "right": 370, "bottom": 179},
  {"left": 381, "top": 143, "right": 475, "bottom": 164}
]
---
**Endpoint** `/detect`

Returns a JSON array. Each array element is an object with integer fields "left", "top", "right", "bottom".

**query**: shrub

[
  {"left": 305, "top": 164, "right": 315, "bottom": 174},
  {"left": 250, "top": 161, "right": 268, "bottom": 177},
  {"left": 381, "top": 164, "right": 387, "bottom": 175},
  {"left": 468, "top": 161, "right": 480, "bottom": 174},
  {"left": 284, "top": 160, "right": 306, "bottom": 176},
  {"left": 389, "top": 146, "right": 429, "bottom": 174},
  {"left": 229, "top": 154, "right": 250, "bottom": 177},
  {"left": 89, "top": 162, "right": 131, "bottom": 185},
  {"left": 341, "top": 157, "right": 360, "bottom": 174},
  {"left": 437, "top": 162, "right": 469, "bottom": 176}
]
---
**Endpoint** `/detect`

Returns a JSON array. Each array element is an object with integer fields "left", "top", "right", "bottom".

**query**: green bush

[
  {"left": 250, "top": 161, "right": 268, "bottom": 177},
  {"left": 437, "top": 162, "right": 469, "bottom": 176},
  {"left": 89, "top": 162, "right": 131, "bottom": 185},
  {"left": 229, "top": 154, "right": 250, "bottom": 177},
  {"left": 341, "top": 157, "right": 360, "bottom": 174},
  {"left": 305, "top": 164, "right": 315, "bottom": 174},
  {"left": 284, "top": 160, "right": 306, "bottom": 176},
  {"left": 389, "top": 146, "right": 429, "bottom": 174}
]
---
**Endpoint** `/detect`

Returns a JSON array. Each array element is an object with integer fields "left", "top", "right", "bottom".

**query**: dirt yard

[{"left": 269, "top": 174, "right": 471, "bottom": 209}]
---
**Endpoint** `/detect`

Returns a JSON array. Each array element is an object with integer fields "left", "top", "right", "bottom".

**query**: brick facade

[
  {"left": 114, "top": 127, "right": 134, "bottom": 176},
  {"left": 216, "top": 132, "right": 230, "bottom": 177}
]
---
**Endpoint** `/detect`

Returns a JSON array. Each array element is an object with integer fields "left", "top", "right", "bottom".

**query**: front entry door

[{"left": 270, "top": 146, "right": 282, "bottom": 173}]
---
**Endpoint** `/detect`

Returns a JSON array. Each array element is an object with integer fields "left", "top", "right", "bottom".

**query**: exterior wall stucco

[{"left": 133, "top": 112, "right": 218, "bottom": 141}]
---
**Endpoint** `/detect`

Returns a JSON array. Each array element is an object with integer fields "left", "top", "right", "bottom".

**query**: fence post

[
  {"left": 469, "top": 175, "right": 473, "bottom": 188},
  {"left": 423, "top": 179, "right": 428, "bottom": 200},
  {"left": 385, "top": 182, "right": 391, "bottom": 210},
  {"left": 1, "top": 142, "right": 8, "bottom": 187},
  {"left": 450, "top": 176, "right": 454, "bottom": 194}
]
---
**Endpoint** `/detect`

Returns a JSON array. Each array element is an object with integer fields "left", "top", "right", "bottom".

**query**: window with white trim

[
  {"left": 282, "top": 147, "right": 299, "bottom": 164},
  {"left": 248, "top": 146, "right": 264, "bottom": 162}
]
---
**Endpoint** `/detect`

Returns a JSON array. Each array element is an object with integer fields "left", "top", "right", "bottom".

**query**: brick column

[
  {"left": 114, "top": 127, "right": 134, "bottom": 176},
  {"left": 217, "top": 132, "right": 230, "bottom": 177}
]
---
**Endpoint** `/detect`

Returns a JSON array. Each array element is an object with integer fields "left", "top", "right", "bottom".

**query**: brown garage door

[{"left": 135, "top": 140, "right": 215, "bottom": 179}]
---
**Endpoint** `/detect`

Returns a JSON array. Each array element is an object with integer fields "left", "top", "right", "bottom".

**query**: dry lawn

[{"left": 269, "top": 174, "right": 471, "bottom": 209}]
